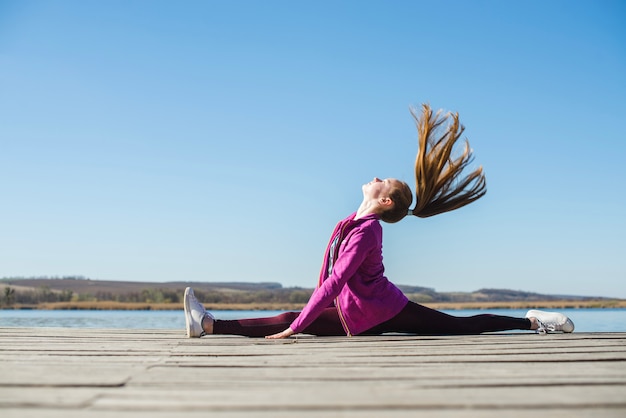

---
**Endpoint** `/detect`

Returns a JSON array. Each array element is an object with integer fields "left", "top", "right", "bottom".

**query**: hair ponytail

[{"left": 409, "top": 104, "right": 486, "bottom": 218}]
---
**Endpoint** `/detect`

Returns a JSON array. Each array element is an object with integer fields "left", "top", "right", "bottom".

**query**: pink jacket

[{"left": 289, "top": 213, "right": 408, "bottom": 336}]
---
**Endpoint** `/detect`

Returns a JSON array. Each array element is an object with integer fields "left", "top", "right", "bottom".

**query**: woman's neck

[{"left": 355, "top": 200, "right": 379, "bottom": 220}]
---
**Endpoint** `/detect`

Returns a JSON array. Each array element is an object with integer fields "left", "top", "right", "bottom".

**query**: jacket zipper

[
  {"left": 331, "top": 221, "right": 353, "bottom": 336},
  {"left": 335, "top": 297, "right": 352, "bottom": 336}
]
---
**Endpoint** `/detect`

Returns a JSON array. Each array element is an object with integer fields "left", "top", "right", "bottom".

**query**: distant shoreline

[
  {"left": 3, "top": 279, "right": 622, "bottom": 311},
  {"left": 4, "top": 299, "right": 626, "bottom": 311}
]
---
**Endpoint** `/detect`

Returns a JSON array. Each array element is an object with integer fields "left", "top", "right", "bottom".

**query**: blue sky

[{"left": 1, "top": 1, "right": 625, "bottom": 298}]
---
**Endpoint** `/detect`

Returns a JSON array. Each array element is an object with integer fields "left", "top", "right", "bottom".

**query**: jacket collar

[{"left": 348, "top": 212, "right": 380, "bottom": 223}]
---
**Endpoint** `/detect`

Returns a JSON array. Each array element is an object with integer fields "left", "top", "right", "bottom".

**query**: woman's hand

[{"left": 265, "top": 327, "right": 295, "bottom": 339}]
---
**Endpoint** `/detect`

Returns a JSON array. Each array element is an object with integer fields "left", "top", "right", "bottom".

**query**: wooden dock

[{"left": 1, "top": 327, "right": 625, "bottom": 417}]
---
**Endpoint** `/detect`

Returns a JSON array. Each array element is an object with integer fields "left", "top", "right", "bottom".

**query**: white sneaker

[
  {"left": 526, "top": 309, "right": 575, "bottom": 334},
  {"left": 184, "top": 287, "right": 214, "bottom": 338}
]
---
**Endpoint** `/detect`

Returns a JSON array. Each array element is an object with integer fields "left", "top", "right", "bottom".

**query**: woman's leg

[
  {"left": 363, "top": 301, "right": 532, "bottom": 335},
  {"left": 212, "top": 307, "right": 346, "bottom": 337}
]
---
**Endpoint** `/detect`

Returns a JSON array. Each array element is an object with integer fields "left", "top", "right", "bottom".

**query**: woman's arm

[{"left": 268, "top": 225, "right": 378, "bottom": 338}]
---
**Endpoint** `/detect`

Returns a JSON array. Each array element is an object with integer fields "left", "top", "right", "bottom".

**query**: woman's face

[{"left": 362, "top": 177, "right": 398, "bottom": 200}]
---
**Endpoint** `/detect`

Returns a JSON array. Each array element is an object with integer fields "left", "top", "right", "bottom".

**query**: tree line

[{"left": 1, "top": 285, "right": 313, "bottom": 308}]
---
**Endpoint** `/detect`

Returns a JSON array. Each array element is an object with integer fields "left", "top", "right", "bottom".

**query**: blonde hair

[{"left": 408, "top": 104, "right": 486, "bottom": 218}]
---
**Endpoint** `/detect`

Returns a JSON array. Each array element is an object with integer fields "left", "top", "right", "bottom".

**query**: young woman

[{"left": 184, "top": 105, "right": 574, "bottom": 339}]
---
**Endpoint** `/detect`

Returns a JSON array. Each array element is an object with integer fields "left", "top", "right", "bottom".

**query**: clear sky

[{"left": 1, "top": 1, "right": 625, "bottom": 298}]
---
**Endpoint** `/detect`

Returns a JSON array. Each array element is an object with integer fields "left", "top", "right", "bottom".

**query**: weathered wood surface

[{"left": 1, "top": 327, "right": 625, "bottom": 417}]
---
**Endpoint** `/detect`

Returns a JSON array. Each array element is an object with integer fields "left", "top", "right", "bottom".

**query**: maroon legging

[{"left": 213, "top": 301, "right": 532, "bottom": 338}]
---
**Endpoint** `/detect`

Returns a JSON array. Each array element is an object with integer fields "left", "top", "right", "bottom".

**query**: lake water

[{"left": 1, "top": 309, "right": 625, "bottom": 333}]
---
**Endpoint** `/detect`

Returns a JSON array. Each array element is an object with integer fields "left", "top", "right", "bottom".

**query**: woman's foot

[
  {"left": 525, "top": 309, "right": 575, "bottom": 334},
  {"left": 183, "top": 287, "right": 214, "bottom": 338}
]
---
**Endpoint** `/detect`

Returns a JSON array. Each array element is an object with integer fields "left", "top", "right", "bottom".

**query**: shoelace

[
  {"left": 199, "top": 314, "right": 209, "bottom": 337},
  {"left": 536, "top": 319, "right": 557, "bottom": 335}
]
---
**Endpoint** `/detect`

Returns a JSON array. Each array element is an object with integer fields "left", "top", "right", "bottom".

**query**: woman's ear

[{"left": 379, "top": 197, "right": 394, "bottom": 207}]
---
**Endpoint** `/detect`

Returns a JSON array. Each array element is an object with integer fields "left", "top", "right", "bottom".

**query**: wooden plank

[{"left": 2, "top": 407, "right": 623, "bottom": 418}]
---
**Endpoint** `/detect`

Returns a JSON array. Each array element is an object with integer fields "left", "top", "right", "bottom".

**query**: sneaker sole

[{"left": 183, "top": 287, "right": 193, "bottom": 338}]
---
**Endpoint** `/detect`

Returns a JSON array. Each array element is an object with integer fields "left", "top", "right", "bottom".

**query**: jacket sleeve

[{"left": 289, "top": 226, "right": 377, "bottom": 334}]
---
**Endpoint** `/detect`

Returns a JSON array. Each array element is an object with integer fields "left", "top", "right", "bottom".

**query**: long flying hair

[{"left": 409, "top": 104, "right": 486, "bottom": 218}]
